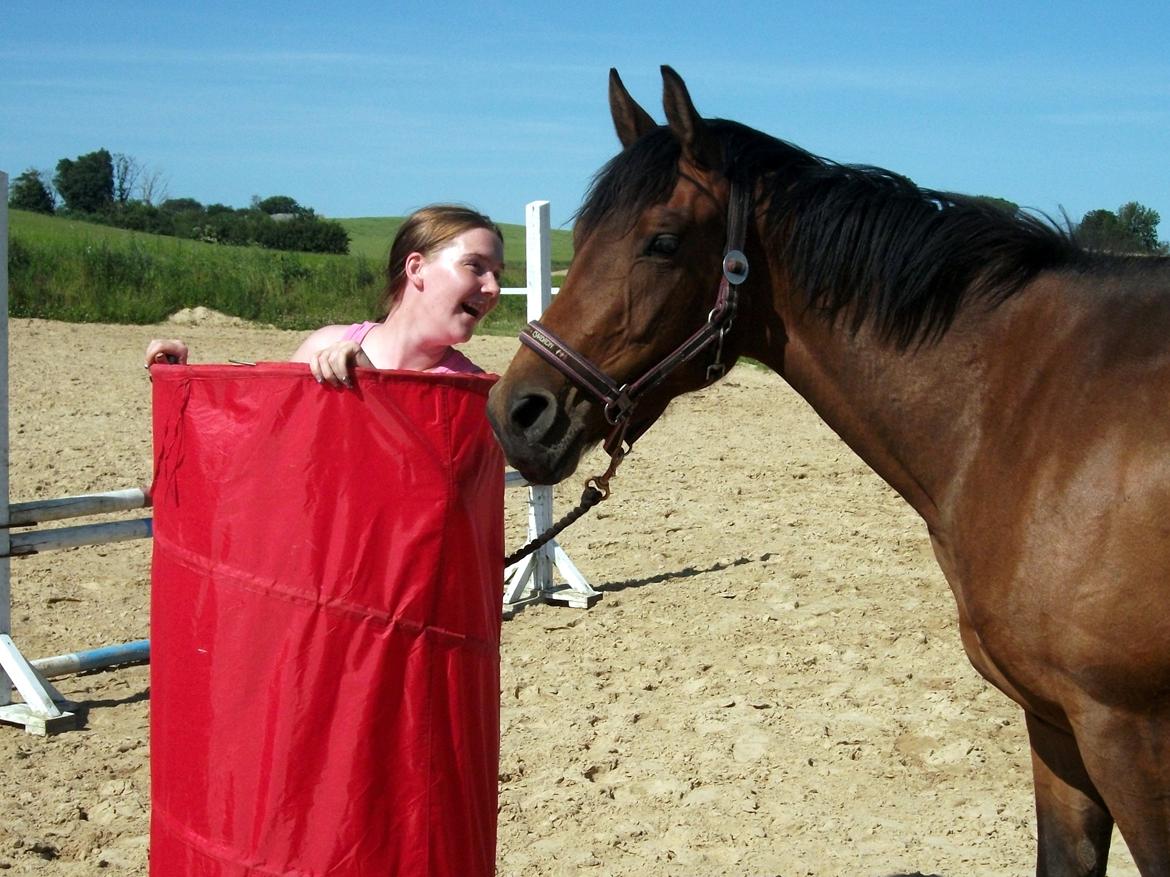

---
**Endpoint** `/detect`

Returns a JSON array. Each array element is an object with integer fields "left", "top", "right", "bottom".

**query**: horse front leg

[
  {"left": 1026, "top": 712, "right": 1113, "bottom": 877},
  {"left": 1070, "top": 704, "right": 1170, "bottom": 877}
]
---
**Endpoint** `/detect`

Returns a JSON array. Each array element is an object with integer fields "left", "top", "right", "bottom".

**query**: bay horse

[{"left": 487, "top": 67, "right": 1170, "bottom": 875}]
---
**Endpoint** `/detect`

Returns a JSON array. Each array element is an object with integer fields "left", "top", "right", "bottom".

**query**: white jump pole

[
  {"left": 5, "top": 487, "right": 154, "bottom": 559},
  {"left": 8, "top": 518, "right": 153, "bottom": 557},
  {"left": 9, "top": 487, "right": 150, "bottom": 525},
  {"left": 31, "top": 638, "right": 150, "bottom": 679}
]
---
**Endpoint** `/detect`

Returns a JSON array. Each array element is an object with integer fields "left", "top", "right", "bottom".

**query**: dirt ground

[{"left": 0, "top": 316, "right": 1140, "bottom": 876}]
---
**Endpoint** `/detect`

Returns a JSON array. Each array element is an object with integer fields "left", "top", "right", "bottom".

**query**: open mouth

[{"left": 461, "top": 301, "right": 483, "bottom": 319}]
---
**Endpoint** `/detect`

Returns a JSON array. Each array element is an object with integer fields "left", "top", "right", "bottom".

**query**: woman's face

[{"left": 412, "top": 227, "right": 504, "bottom": 345}]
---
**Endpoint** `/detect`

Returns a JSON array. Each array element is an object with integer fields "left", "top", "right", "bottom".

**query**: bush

[
  {"left": 107, "top": 201, "right": 176, "bottom": 235},
  {"left": 160, "top": 197, "right": 205, "bottom": 214},
  {"left": 254, "top": 215, "right": 350, "bottom": 254}
]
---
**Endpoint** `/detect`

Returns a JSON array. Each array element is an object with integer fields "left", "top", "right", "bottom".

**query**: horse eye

[{"left": 646, "top": 234, "right": 680, "bottom": 258}]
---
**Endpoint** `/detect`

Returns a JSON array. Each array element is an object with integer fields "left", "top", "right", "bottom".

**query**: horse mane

[{"left": 577, "top": 121, "right": 1091, "bottom": 348}]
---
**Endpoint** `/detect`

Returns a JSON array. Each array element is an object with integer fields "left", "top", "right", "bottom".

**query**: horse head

[{"left": 488, "top": 67, "right": 756, "bottom": 485}]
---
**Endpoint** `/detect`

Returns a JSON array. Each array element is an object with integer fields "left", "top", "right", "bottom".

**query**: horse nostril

[{"left": 509, "top": 390, "right": 557, "bottom": 443}]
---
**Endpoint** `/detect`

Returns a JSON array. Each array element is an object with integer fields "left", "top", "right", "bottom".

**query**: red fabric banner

[{"left": 149, "top": 363, "right": 503, "bottom": 877}]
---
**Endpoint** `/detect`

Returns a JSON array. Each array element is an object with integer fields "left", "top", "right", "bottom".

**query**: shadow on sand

[{"left": 598, "top": 553, "right": 774, "bottom": 594}]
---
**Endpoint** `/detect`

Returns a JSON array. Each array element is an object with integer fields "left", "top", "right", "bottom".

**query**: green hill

[
  {"left": 336, "top": 215, "right": 574, "bottom": 270},
  {"left": 6, "top": 210, "right": 573, "bottom": 333}
]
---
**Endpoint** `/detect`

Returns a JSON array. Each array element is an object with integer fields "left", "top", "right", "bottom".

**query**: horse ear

[
  {"left": 609, "top": 68, "right": 657, "bottom": 148},
  {"left": 661, "top": 65, "right": 720, "bottom": 169}
]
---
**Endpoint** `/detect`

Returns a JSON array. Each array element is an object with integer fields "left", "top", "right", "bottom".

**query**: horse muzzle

[{"left": 487, "top": 381, "right": 591, "bottom": 485}]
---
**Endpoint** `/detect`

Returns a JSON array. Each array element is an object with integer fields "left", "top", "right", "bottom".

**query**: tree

[
  {"left": 112, "top": 152, "right": 141, "bottom": 204},
  {"left": 1077, "top": 209, "right": 1124, "bottom": 251},
  {"left": 8, "top": 168, "right": 55, "bottom": 214},
  {"left": 1116, "top": 201, "right": 1161, "bottom": 253},
  {"left": 1078, "top": 203, "right": 1166, "bottom": 254},
  {"left": 256, "top": 195, "right": 303, "bottom": 216},
  {"left": 54, "top": 148, "right": 114, "bottom": 213},
  {"left": 972, "top": 195, "right": 1020, "bottom": 214},
  {"left": 137, "top": 165, "right": 169, "bottom": 206}
]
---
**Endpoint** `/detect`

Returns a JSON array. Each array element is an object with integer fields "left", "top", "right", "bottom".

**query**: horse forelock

[
  {"left": 575, "top": 118, "right": 1090, "bottom": 349},
  {"left": 574, "top": 127, "right": 683, "bottom": 240}
]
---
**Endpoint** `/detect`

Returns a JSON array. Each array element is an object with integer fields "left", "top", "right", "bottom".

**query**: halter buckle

[
  {"left": 706, "top": 321, "right": 732, "bottom": 382},
  {"left": 603, "top": 386, "right": 634, "bottom": 425}
]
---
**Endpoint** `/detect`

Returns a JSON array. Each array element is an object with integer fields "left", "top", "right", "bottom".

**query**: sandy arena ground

[{"left": 0, "top": 316, "right": 1140, "bottom": 875}]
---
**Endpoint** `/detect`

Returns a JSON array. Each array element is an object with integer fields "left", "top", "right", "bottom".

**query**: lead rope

[
  {"left": 503, "top": 423, "right": 630, "bottom": 568},
  {"left": 503, "top": 482, "right": 604, "bottom": 568}
]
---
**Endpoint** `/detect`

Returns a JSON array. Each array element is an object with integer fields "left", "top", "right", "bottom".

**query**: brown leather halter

[{"left": 518, "top": 181, "right": 753, "bottom": 480}]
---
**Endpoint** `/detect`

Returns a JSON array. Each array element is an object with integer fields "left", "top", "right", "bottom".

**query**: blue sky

[{"left": 3, "top": 1, "right": 1168, "bottom": 238}]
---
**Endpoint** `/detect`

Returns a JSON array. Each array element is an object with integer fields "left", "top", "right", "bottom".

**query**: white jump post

[
  {"left": 501, "top": 201, "right": 600, "bottom": 615},
  {"left": 0, "top": 172, "right": 78, "bottom": 734}
]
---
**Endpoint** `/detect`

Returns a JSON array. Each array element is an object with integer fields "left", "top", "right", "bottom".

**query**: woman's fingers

[
  {"left": 310, "top": 342, "right": 363, "bottom": 386},
  {"left": 145, "top": 339, "right": 189, "bottom": 367}
]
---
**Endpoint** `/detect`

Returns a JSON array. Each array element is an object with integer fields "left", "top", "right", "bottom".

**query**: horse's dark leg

[
  {"left": 1071, "top": 706, "right": 1170, "bottom": 877},
  {"left": 1026, "top": 713, "right": 1113, "bottom": 876}
]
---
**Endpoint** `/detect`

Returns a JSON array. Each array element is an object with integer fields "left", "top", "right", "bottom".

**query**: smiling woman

[{"left": 145, "top": 204, "right": 506, "bottom": 383}]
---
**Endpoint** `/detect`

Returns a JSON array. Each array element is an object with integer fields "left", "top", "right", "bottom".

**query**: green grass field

[
  {"left": 336, "top": 214, "right": 574, "bottom": 270},
  {"left": 6, "top": 209, "right": 574, "bottom": 334}
]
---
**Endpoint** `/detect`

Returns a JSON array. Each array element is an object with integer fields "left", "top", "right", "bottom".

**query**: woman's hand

[
  {"left": 145, "top": 339, "right": 189, "bottom": 367},
  {"left": 307, "top": 340, "right": 373, "bottom": 386}
]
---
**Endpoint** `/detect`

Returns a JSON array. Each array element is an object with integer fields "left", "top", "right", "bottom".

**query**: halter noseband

[{"left": 518, "top": 181, "right": 753, "bottom": 464}]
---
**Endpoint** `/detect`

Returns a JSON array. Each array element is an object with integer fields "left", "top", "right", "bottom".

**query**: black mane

[{"left": 577, "top": 121, "right": 1091, "bottom": 347}]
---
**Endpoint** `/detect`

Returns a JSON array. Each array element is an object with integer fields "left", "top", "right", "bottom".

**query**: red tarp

[{"left": 149, "top": 363, "right": 503, "bottom": 877}]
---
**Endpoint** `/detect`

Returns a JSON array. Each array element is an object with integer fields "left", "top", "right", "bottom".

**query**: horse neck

[{"left": 746, "top": 295, "right": 997, "bottom": 534}]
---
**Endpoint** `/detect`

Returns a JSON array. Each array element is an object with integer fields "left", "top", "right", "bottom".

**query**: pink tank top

[{"left": 340, "top": 322, "right": 484, "bottom": 375}]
